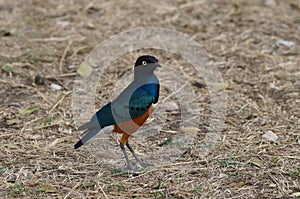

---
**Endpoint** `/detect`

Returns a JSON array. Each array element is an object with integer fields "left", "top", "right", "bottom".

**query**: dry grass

[{"left": 0, "top": 0, "right": 299, "bottom": 198}]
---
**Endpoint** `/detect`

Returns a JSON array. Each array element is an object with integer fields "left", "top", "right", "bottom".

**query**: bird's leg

[
  {"left": 126, "top": 142, "right": 152, "bottom": 167},
  {"left": 119, "top": 142, "right": 136, "bottom": 171}
]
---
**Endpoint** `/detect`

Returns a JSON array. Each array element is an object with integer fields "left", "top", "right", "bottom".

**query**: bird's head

[
  {"left": 134, "top": 55, "right": 161, "bottom": 69},
  {"left": 133, "top": 55, "right": 161, "bottom": 81}
]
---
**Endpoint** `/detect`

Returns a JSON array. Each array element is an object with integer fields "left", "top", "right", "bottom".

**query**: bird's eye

[{"left": 142, "top": 61, "right": 147, "bottom": 65}]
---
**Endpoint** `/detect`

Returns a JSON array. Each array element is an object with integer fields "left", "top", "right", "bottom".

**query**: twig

[
  {"left": 19, "top": 116, "right": 44, "bottom": 134},
  {"left": 36, "top": 164, "right": 97, "bottom": 175},
  {"left": 59, "top": 39, "right": 73, "bottom": 73},
  {"left": 28, "top": 37, "right": 70, "bottom": 42},
  {"left": 266, "top": 172, "right": 289, "bottom": 196},
  {"left": 64, "top": 182, "right": 81, "bottom": 199},
  {"left": 49, "top": 91, "right": 71, "bottom": 113},
  {"left": 71, "top": 46, "right": 91, "bottom": 58},
  {"left": 178, "top": 0, "right": 205, "bottom": 9},
  {"left": 45, "top": 73, "right": 77, "bottom": 79},
  {"left": 97, "top": 182, "right": 108, "bottom": 199},
  {"left": 29, "top": 123, "right": 60, "bottom": 131},
  {"left": 122, "top": 160, "right": 207, "bottom": 182},
  {"left": 161, "top": 82, "right": 189, "bottom": 103}
]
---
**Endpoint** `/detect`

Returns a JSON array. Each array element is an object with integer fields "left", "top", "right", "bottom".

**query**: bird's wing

[{"left": 112, "top": 83, "right": 160, "bottom": 121}]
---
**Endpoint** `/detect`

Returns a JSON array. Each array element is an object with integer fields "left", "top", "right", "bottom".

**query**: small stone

[
  {"left": 86, "top": 22, "right": 95, "bottom": 29},
  {"left": 34, "top": 74, "right": 46, "bottom": 85},
  {"left": 275, "top": 39, "right": 295, "bottom": 47},
  {"left": 56, "top": 20, "right": 70, "bottom": 28},
  {"left": 8, "top": 102, "right": 21, "bottom": 108},
  {"left": 7, "top": 175, "right": 16, "bottom": 183},
  {"left": 164, "top": 101, "right": 178, "bottom": 112},
  {"left": 265, "top": 0, "right": 276, "bottom": 7},
  {"left": 50, "top": 83, "right": 62, "bottom": 90},
  {"left": 262, "top": 130, "right": 278, "bottom": 142}
]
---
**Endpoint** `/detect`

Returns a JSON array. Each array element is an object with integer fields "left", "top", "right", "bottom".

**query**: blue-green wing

[
  {"left": 110, "top": 83, "right": 159, "bottom": 122},
  {"left": 128, "top": 90, "right": 153, "bottom": 118},
  {"left": 129, "top": 83, "right": 159, "bottom": 118}
]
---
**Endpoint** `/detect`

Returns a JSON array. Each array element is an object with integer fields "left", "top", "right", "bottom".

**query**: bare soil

[{"left": 0, "top": 0, "right": 299, "bottom": 198}]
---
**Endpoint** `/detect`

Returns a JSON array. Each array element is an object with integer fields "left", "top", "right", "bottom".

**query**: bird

[{"left": 74, "top": 55, "right": 161, "bottom": 170}]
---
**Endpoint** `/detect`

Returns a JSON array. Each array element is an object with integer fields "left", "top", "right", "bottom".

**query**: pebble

[
  {"left": 164, "top": 101, "right": 178, "bottom": 112},
  {"left": 50, "top": 83, "right": 62, "bottom": 90}
]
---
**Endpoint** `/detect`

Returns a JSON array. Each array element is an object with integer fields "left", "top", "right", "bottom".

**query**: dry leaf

[
  {"left": 292, "top": 192, "right": 300, "bottom": 197},
  {"left": 251, "top": 159, "right": 264, "bottom": 168},
  {"left": 6, "top": 118, "right": 21, "bottom": 125},
  {"left": 77, "top": 62, "right": 93, "bottom": 77},
  {"left": 40, "top": 184, "right": 57, "bottom": 193},
  {"left": 19, "top": 106, "right": 38, "bottom": 115}
]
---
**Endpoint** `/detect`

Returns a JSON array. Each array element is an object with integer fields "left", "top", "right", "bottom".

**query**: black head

[{"left": 134, "top": 55, "right": 159, "bottom": 67}]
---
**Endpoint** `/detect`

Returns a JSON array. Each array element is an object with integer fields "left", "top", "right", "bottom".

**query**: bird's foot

[
  {"left": 125, "top": 160, "right": 138, "bottom": 171},
  {"left": 122, "top": 160, "right": 152, "bottom": 172},
  {"left": 137, "top": 159, "right": 153, "bottom": 168}
]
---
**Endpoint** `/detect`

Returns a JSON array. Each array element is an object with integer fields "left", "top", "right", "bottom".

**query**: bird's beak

[{"left": 155, "top": 63, "right": 161, "bottom": 67}]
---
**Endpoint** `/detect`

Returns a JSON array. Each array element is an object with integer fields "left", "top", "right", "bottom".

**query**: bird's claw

[
  {"left": 123, "top": 160, "right": 152, "bottom": 171},
  {"left": 125, "top": 160, "right": 138, "bottom": 171},
  {"left": 138, "top": 160, "right": 153, "bottom": 168}
]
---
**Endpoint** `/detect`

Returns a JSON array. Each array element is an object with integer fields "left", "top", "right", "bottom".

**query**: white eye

[{"left": 142, "top": 61, "right": 147, "bottom": 65}]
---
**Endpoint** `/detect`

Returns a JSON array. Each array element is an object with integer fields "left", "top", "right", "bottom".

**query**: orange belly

[{"left": 113, "top": 105, "right": 154, "bottom": 136}]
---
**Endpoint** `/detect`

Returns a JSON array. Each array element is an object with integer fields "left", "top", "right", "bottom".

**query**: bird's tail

[
  {"left": 74, "top": 127, "right": 101, "bottom": 149},
  {"left": 75, "top": 116, "right": 103, "bottom": 149},
  {"left": 78, "top": 122, "right": 91, "bottom": 131}
]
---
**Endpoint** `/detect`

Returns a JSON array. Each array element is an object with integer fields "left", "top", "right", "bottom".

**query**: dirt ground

[{"left": 0, "top": 0, "right": 299, "bottom": 198}]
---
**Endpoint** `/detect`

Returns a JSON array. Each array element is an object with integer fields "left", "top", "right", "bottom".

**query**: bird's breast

[{"left": 113, "top": 105, "right": 154, "bottom": 135}]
